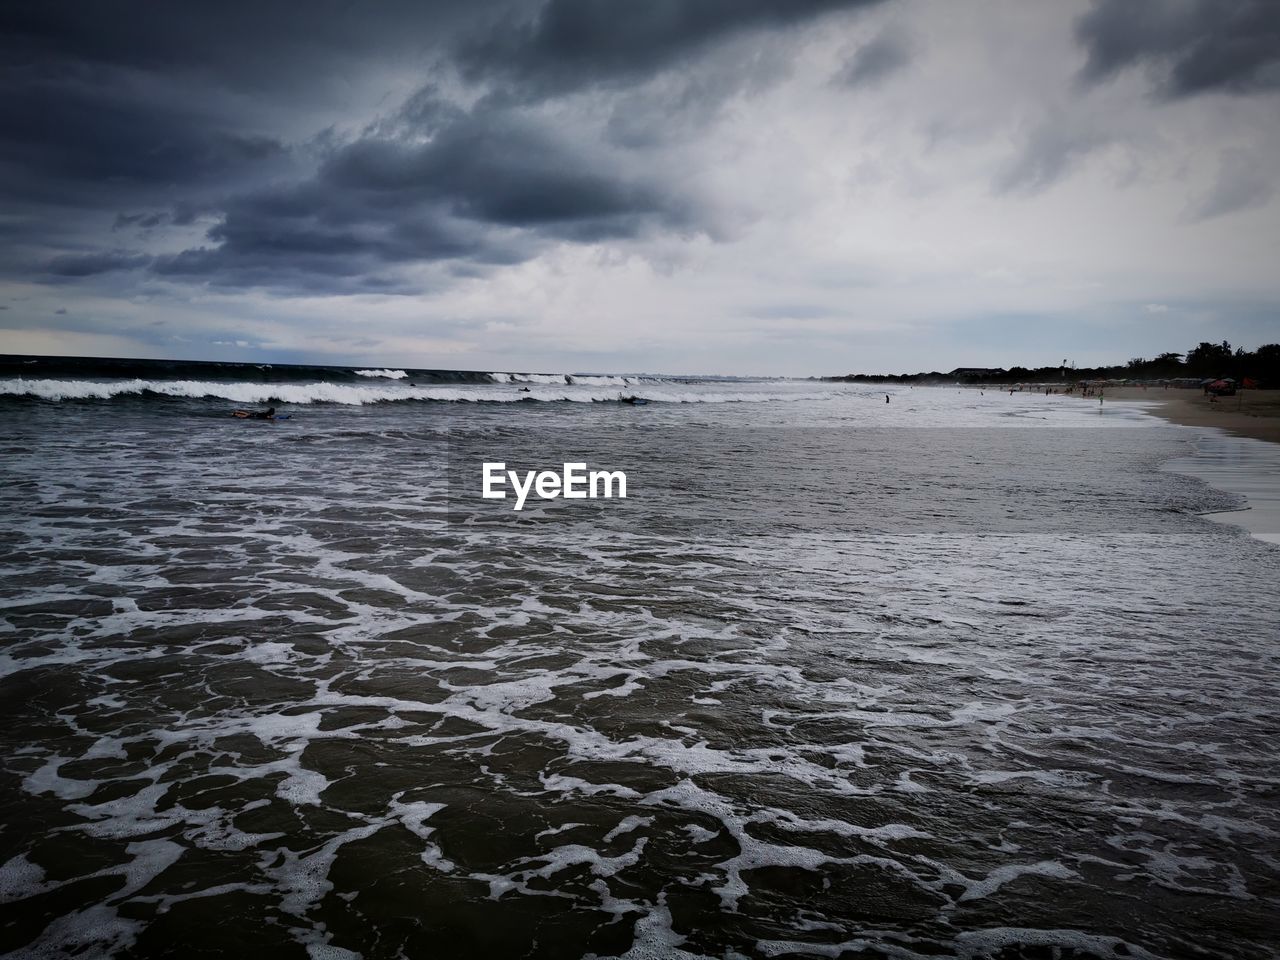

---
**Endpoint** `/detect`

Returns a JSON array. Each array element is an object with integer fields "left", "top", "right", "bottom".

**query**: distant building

[{"left": 948, "top": 367, "right": 1006, "bottom": 378}]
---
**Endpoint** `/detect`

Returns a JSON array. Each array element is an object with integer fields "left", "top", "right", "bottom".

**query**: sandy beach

[{"left": 1095, "top": 386, "right": 1280, "bottom": 444}]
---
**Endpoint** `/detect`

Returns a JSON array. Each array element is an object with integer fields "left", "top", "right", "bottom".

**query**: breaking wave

[
  {"left": 0, "top": 377, "right": 831, "bottom": 406},
  {"left": 354, "top": 368, "right": 408, "bottom": 379},
  {"left": 489, "top": 372, "right": 572, "bottom": 385},
  {"left": 487, "top": 372, "right": 644, "bottom": 386}
]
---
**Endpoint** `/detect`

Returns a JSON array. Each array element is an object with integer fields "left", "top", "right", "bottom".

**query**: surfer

[{"left": 232, "top": 406, "right": 277, "bottom": 420}]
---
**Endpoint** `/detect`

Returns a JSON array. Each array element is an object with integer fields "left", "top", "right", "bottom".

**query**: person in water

[{"left": 254, "top": 406, "right": 277, "bottom": 420}]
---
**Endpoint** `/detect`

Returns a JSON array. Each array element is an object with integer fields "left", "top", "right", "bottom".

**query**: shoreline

[
  {"left": 1088, "top": 386, "right": 1280, "bottom": 545},
  {"left": 1162, "top": 431, "right": 1280, "bottom": 546},
  {"left": 1093, "top": 386, "right": 1280, "bottom": 445}
]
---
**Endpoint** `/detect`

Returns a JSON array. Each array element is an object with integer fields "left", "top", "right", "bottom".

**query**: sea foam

[{"left": 0, "top": 377, "right": 830, "bottom": 405}]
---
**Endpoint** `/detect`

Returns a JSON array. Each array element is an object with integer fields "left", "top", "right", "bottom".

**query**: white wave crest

[
  {"left": 567, "top": 375, "right": 632, "bottom": 387},
  {"left": 354, "top": 369, "right": 408, "bottom": 379},
  {"left": 490, "top": 372, "right": 572, "bottom": 385},
  {"left": 0, "top": 377, "right": 833, "bottom": 406},
  {"left": 489, "top": 372, "right": 642, "bottom": 386}
]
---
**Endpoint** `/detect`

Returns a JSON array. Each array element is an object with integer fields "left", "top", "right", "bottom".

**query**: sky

[{"left": 2, "top": 0, "right": 1279, "bottom": 376}]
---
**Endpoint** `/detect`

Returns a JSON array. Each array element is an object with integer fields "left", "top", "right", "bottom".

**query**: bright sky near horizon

[{"left": 2, "top": 0, "right": 1279, "bottom": 376}]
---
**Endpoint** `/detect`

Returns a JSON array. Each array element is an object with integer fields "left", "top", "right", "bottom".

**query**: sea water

[{"left": 1, "top": 367, "right": 1278, "bottom": 959}]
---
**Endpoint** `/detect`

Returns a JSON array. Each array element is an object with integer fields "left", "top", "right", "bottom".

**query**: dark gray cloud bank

[
  {"left": 1, "top": 0, "right": 1278, "bottom": 372},
  {"left": 4, "top": 0, "right": 881, "bottom": 293},
  {"left": 1076, "top": 0, "right": 1280, "bottom": 98}
]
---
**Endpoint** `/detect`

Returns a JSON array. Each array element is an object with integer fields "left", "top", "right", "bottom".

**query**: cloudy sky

[{"left": 2, "top": 0, "right": 1278, "bottom": 375}]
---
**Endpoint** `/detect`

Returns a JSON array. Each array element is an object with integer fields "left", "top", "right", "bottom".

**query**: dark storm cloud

[
  {"left": 457, "top": 0, "right": 886, "bottom": 98},
  {"left": 1076, "top": 0, "right": 1280, "bottom": 98},
  {"left": 1, "top": 0, "right": 488, "bottom": 91},
  {"left": 0, "top": 0, "right": 366, "bottom": 208},
  {"left": 835, "top": 27, "right": 911, "bottom": 88},
  {"left": 151, "top": 110, "right": 698, "bottom": 293},
  {"left": 0, "top": 0, "right": 485, "bottom": 273},
  {"left": 2, "top": 0, "right": 885, "bottom": 295},
  {"left": 0, "top": 61, "right": 290, "bottom": 208},
  {"left": 47, "top": 252, "right": 152, "bottom": 278},
  {"left": 326, "top": 117, "right": 680, "bottom": 230}
]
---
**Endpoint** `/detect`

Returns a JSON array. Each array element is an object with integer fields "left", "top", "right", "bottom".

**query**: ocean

[{"left": 2, "top": 357, "right": 1278, "bottom": 959}]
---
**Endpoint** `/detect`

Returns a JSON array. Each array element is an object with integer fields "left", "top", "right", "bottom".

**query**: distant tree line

[{"left": 825, "top": 341, "right": 1280, "bottom": 386}]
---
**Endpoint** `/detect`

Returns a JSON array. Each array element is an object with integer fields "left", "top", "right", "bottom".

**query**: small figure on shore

[{"left": 885, "top": 394, "right": 890, "bottom": 404}]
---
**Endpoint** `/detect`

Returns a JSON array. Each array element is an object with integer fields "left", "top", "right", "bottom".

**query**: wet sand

[
  {"left": 1095, "top": 386, "right": 1280, "bottom": 445},
  {"left": 1091, "top": 386, "right": 1280, "bottom": 545}
]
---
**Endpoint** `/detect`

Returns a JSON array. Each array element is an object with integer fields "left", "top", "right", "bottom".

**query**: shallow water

[
  {"left": 2, "top": 384, "right": 1278, "bottom": 959},
  {"left": 1165, "top": 432, "right": 1280, "bottom": 545}
]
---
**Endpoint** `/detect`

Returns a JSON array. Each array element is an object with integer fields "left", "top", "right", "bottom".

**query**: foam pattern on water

[{"left": 1, "top": 394, "right": 1278, "bottom": 959}]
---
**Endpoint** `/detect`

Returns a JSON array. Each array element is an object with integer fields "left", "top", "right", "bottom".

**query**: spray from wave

[{"left": 354, "top": 369, "right": 408, "bottom": 379}]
